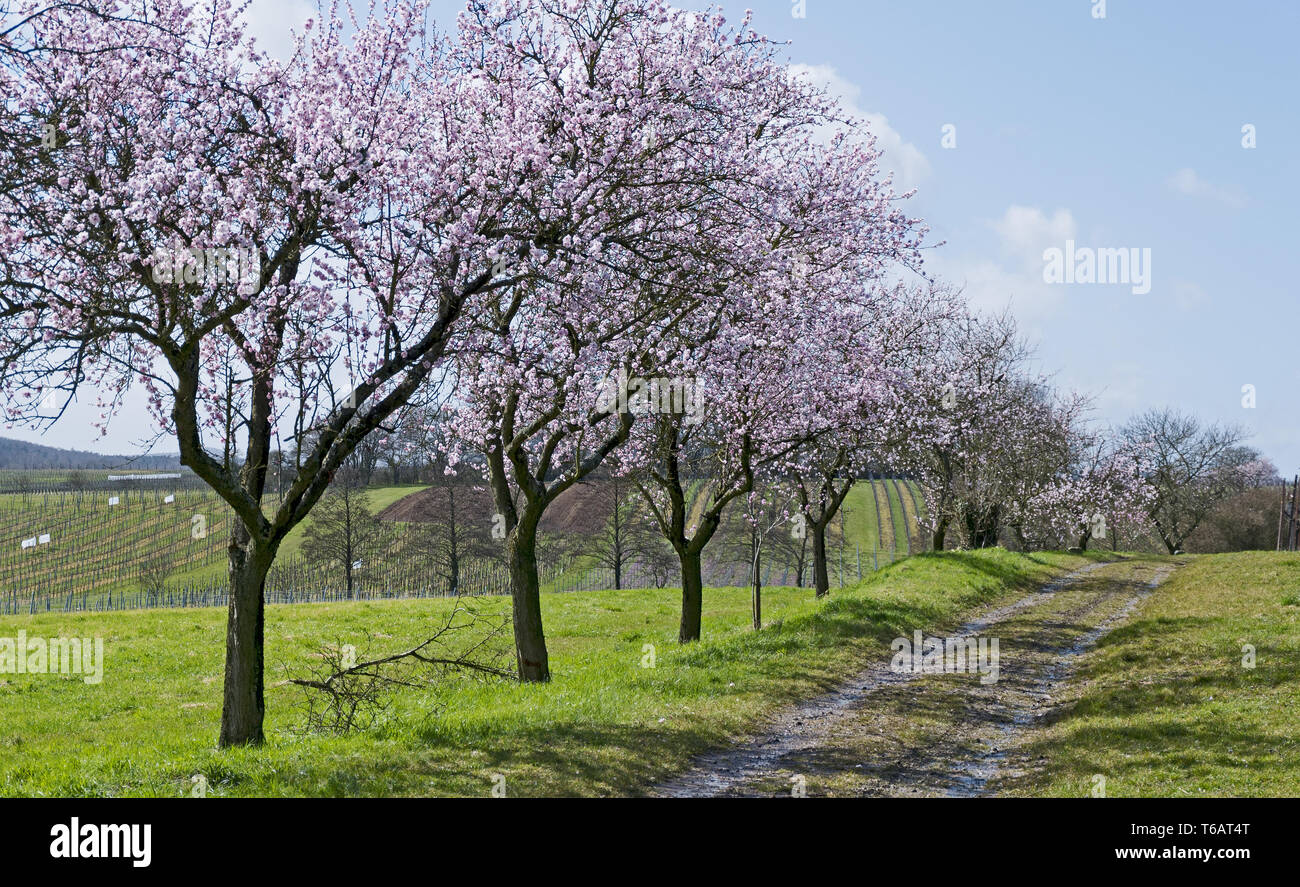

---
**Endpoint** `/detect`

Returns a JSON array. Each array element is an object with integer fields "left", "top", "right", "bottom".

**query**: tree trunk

[
  {"left": 968, "top": 504, "right": 1001, "bottom": 548},
  {"left": 611, "top": 501, "right": 623, "bottom": 590},
  {"left": 507, "top": 515, "right": 549, "bottom": 682},
  {"left": 344, "top": 493, "right": 355, "bottom": 599},
  {"left": 932, "top": 515, "right": 949, "bottom": 551},
  {"left": 219, "top": 534, "right": 272, "bottom": 747},
  {"left": 812, "top": 523, "right": 830, "bottom": 598},
  {"left": 678, "top": 548, "right": 704, "bottom": 643},
  {"left": 751, "top": 544, "right": 762, "bottom": 631}
]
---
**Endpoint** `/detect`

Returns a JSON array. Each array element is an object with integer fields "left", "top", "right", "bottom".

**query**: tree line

[{"left": 0, "top": 0, "right": 1273, "bottom": 747}]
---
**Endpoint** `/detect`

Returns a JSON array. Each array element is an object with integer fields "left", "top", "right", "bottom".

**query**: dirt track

[{"left": 654, "top": 558, "right": 1177, "bottom": 798}]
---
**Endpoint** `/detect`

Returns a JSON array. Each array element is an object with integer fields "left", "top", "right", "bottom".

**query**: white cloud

[
  {"left": 990, "top": 205, "right": 1077, "bottom": 264},
  {"left": 936, "top": 255, "right": 1051, "bottom": 317},
  {"left": 787, "top": 64, "right": 930, "bottom": 191},
  {"left": 1166, "top": 167, "right": 1246, "bottom": 209},
  {"left": 926, "top": 205, "right": 1078, "bottom": 326}
]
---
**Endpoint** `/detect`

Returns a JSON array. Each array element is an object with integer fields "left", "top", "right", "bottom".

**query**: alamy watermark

[
  {"left": 890, "top": 630, "right": 999, "bottom": 684},
  {"left": 595, "top": 367, "right": 704, "bottom": 425},
  {"left": 150, "top": 245, "right": 260, "bottom": 288},
  {"left": 49, "top": 818, "right": 150, "bottom": 868},
  {"left": 0, "top": 630, "right": 103, "bottom": 684},
  {"left": 1042, "top": 240, "right": 1151, "bottom": 295}
]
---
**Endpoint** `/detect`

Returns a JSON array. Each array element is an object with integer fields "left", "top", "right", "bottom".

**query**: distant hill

[{"left": 0, "top": 436, "right": 182, "bottom": 470}]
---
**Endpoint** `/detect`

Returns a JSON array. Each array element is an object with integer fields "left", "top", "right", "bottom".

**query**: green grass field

[
  {"left": 0, "top": 547, "right": 1091, "bottom": 797},
  {"left": 994, "top": 551, "right": 1300, "bottom": 797},
  {"left": 828, "top": 478, "right": 923, "bottom": 574}
]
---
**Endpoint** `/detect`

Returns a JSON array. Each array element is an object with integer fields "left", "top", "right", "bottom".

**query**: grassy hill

[
  {"left": 994, "top": 551, "right": 1300, "bottom": 797},
  {"left": 0, "top": 488, "right": 234, "bottom": 610},
  {"left": 3, "top": 547, "right": 1294, "bottom": 796}
]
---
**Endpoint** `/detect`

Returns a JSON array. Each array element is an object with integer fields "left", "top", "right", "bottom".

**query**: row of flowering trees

[
  {"left": 890, "top": 308, "right": 1156, "bottom": 554},
  {"left": 1, "top": 0, "right": 1150, "bottom": 747}
]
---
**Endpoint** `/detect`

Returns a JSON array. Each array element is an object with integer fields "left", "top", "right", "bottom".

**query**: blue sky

[
  {"left": 760, "top": 0, "right": 1299, "bottom": 474},
  {"left": 8, "top": 0, "right": 1298, "bottom": 474}
]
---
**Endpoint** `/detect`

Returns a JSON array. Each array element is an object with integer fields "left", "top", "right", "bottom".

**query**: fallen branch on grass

[{"left": 288, "top": 599, "right": 514, "bottom": 734}]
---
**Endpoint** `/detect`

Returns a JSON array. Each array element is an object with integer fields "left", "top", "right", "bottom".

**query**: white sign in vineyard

[
  {"left": 21, "top": 537, "right": 35, "bottom": 549},
  {"left": 108, "top": 496, "right": 119, "bottom": 506},
  {"left": 38, "top": 533, "right": 50, "bottom": 545},
  {"left": 164, "top": 494, "right": 175, "bottom": 504}
]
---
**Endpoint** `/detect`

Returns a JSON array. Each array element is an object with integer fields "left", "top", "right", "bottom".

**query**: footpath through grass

[
  {"left": 0, "top": 548, "right": 1101, "bottom": 797},
  {"left": 995, "top": 551, "right": 1300, "bottom": 797}
]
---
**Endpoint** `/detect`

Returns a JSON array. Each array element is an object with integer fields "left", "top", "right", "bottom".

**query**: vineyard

[
  {"left": 0, "top": 484, "right": 233, "bottom": 613},
  {"left": 0, "top": 470, "right": 927, "bottom": 614}
]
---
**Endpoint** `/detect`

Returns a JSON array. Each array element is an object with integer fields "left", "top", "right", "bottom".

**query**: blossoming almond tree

[
  {"left": 0, "top": 0, "right": 581, "bottom": 744},
  {"left": 626, "top": 145, "right": 925, "bottom": 640},
  {"left": 976, "top": 384, "right": 1085, "bottom": 549},
  {"left": 896, "top": 303, "right": 1152, "bottom": 553},
  {"left": 896, "top": 307, "right": 1037, "bottom": 550},
  {"left": 1036, "top": 430, "right": 1153, "bottom": 551},
  {"left": 787, "top": 280, "right": 959, "bottom": 597},
  {"left": 442, "top": 0, "right": 911, "bottom": 675},
  {"left": 627, "top": 292, "right": 857, "bottom": 641}
]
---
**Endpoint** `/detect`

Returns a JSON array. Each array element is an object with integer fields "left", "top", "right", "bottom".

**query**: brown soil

[{"left": 376, "top": 481, "right": 608, "bottom": 535}]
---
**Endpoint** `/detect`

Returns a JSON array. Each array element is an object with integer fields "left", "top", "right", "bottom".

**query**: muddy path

[{"left": 654, "top": 558, "right": 1177, "bottom": 798}]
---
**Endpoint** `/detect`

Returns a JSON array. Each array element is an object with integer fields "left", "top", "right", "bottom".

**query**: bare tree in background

[
  {"left": 301, "top": 467, "right": 384, "bottom": 599},
  {"left": 399, "top": 410, "right": 500, "bottom": 594},
  {"left": 581, "top": 470, "right": 659, "bottom": 590},
  {"left": 375, "top": 406, "right": 436, "bottom": 486},
  {"left": 349, "top": 437, "right": 382, "bottom": 488},
  {"left": 419, "top": 473, "right": 499, "bottom": 595},
  {"left": 639, "top": 535, "right": 681, "bottom": 589},
  {"left": 1122, "top": 408, "right": 1259, "bottom": 553},
  {"left": 769, "top": 504, "right": 810, "bottom": 588},
  {"left": 736, "top": 484, "right": 798, "bottom": 630},
  {"left": 137, "top": 554, "right": 173, "bottom": 607}
]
